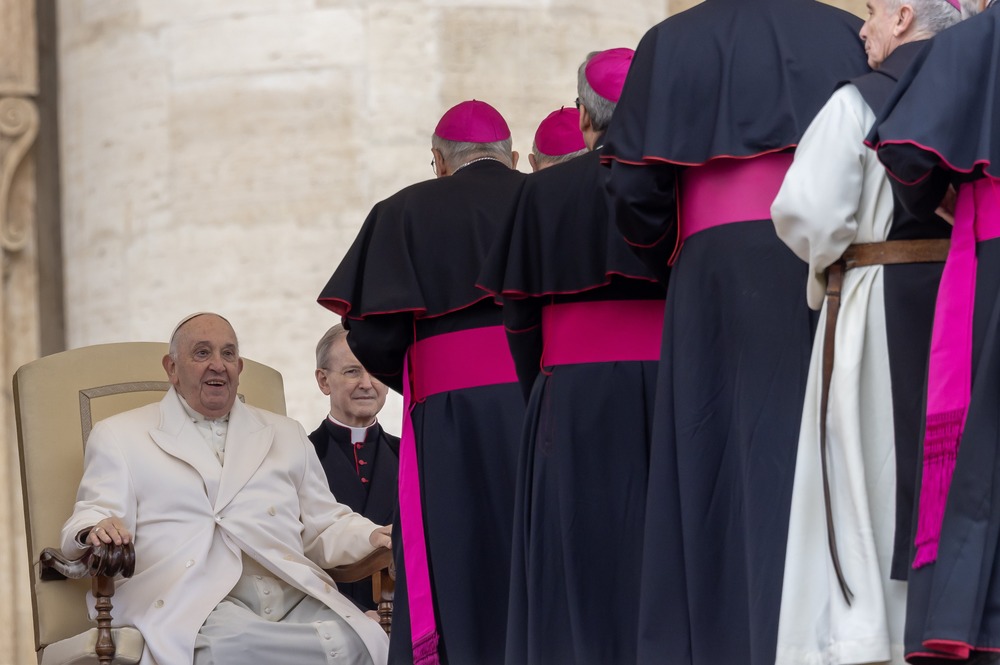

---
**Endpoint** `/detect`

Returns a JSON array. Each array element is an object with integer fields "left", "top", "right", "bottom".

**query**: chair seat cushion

[{"left": 40, "top": 627, "right": 144, "bottom": 665}]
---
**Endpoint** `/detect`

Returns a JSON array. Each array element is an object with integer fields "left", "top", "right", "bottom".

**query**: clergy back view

[
  {"left": 318, "top": 100, "right": 526, "bottom": 665},
  {"left": 770, "top": 0, "right": 972, "bottom": 661},
  {"left": 527, "top": 106, "right": 586, "bottom": 172},
  {"left": 867, "top": 1, "right": 1000, "bottom": 660},
  {"left": 602, "top": 0, "right": 869, "bottom": 663},
  {"left": 478, "top": 47, "right": 665, "bottom": 665},
  {"left": 309, "top": 324, "right": 399, "bottom": 612}
]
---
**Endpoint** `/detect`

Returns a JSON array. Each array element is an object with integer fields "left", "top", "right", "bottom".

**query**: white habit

[{"left": 771, "top": 83, "right": 907, "bottom": 665}]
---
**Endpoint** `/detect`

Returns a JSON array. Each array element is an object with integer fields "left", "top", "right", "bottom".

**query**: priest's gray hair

[
  {"left": 168, "top": 312, "right": 238, "bottom": 359},
  {"left": 531, "top": 143, "right": 588, "bottom": 169},
  {"left": 431, "top": 135, "right": 515, "bottom": 169},
  {"left": 577, "top": 51, "right": 617, "bottom": 132},
  {"left": 901, "top": 0, "right": 980, "bottom": 36},
  {"left": 316, "top": 323, "right": 348, "bottom": 370}
]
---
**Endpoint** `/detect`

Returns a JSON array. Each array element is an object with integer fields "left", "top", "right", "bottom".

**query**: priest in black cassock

[
  {"left": 318, "top": 100, "right": 526, "bottom": 665},
  {"left": 601, "top": 1, "right": 869, "bottom": 663},
  {"left": 309, "top": 324, "right": 399, "bottom": 613},
  {"left": 478, "top": 47, "right": 665, "bottom": 665},
  {"left": 867, "top": 1, "right": 1000, "bottom": 660}
]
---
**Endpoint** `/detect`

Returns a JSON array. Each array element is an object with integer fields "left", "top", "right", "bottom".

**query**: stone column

[{"left": 0, "top": 0, "right": 41, "bottom": 662}]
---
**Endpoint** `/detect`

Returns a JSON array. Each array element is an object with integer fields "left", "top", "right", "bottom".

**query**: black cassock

[
  {"left": 308, "top": 419, "right": 399, "bottom": 611},
  {"left": 868, "top": 6, "right": 1000, "bottom": 662},
  {"left": 601, "top": 1, "right": 868, "bottom": 663},
  {"left": 319, "top": 159, "right": 527, "bottom": 665},
  {"left": 478, "top": 146, "right": 666, "bottom": 665}
]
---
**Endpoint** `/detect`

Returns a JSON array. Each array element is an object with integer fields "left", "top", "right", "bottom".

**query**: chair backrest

[{"left": 13, "top": 341, "right": 286, "bottom": 651}]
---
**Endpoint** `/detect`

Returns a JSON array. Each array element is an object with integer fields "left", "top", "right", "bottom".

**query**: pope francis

[{"left": 60, "top": 312, "right": 391, "bottom": 665}]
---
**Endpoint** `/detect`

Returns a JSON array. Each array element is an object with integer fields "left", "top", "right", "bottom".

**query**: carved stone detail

[{"left": 0, "top": 96, "right": 38, "bottom": 253}]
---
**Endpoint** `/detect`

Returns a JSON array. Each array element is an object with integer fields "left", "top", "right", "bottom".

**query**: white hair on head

[
  {"left": 904, "top": 0, "right": 978, "bottom": 35},
  {"left": 576, "top": 51, "right": 617, "bottom": 131}
]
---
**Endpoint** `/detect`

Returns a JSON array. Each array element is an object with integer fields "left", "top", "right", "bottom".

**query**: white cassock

[
  {"left": 61, "top": 386, "right": 390, "bottom": 665},
  {"left": 771, "top": 83, "right": 907, "bottom": 665}
]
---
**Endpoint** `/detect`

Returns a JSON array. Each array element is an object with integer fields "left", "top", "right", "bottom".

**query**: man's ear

[
  {"left": 431, "top": 147, "right": 447, "bottom": 177},
  {"left": 528, "top": 153, "right": 539, "bottom": 172},
  {"left": 315, "top": 368, "right": 332, "bottom": 396},
  {"left": 895, "top": 4, "right": 915, "bottom": 35},
  {"left": 579, "top": 106, "right": 593, "bottom": 134},
  {"left": 162, "top": 354, "right": 177, "bottom": 384},
  {"left": 511, "top": 150, "right": 520, "bottom": 170}
]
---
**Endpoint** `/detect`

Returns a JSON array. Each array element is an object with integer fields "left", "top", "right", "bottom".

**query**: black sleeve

[
  {"left": 344, "top": 313, "right": 413, "bottom": 395},
  {"left": 502, "top": 298, "right": 543, "bottom": 402},
  {"left": 878, "top": 143, "right": 952, "bottom": 222},
  {"left": 605, "top": 160, "right": 678, "bottom": 285}
]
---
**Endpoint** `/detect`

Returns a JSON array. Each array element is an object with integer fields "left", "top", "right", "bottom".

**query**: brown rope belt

[{"left": 820, "top": 238, "right": 950, "bottom": 606}]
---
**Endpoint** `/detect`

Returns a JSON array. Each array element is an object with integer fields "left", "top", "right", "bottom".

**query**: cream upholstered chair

[{"left": 14, "top": 342, "right": 392, "bottom": 665}]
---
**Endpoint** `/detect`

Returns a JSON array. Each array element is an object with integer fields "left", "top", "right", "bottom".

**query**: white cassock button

[
  {"left": 267, "top": 506, "right": 276, "bottom": 516},
  {"left": 154, "top": 600, "right": 164, "bottom": 608},
  {"left": 185, "top": 560, "right": 194, "bottom": 568},
  {"left": 263, "top": 589, "right": 270, "bottom": 595},
  {"left": 255, "top": 575, "right": 262, "bottom": 581},
  {"left": 264, "top": 607, "right": 272, "bottom": 615},
  {"left": 215, "top": 516, "right": 223, "bottom": 523},
  {"left": 323, "top": 633, "right": 331, "bottom": 640},
  {"left": 329, "top": 651, "right": 338, "bottom": 657}
]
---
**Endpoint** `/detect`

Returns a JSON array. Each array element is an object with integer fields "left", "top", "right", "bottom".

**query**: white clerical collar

[
  {"left": 328, "top": 413, "right": 376, "bottom": 444},
  {"left": 178, "top": 394, "right": 230, "bottom": 425},
  {"left": 177, "top": 394, "right": 229, "bottom": 464}
]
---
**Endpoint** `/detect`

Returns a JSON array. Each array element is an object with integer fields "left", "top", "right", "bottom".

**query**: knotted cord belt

[{"left": 820, "top": 238, "right": 950, "bottom": 605}]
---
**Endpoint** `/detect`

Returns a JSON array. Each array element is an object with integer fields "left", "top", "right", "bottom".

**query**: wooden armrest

[
  {"left": 39, "top": 543, "right": 136, "bottom": 581},
  {"left": 38, "top": 543, "right": 137, "bottom": 664},
  {"left": 327, "top": 546, "right": 393, "bottom": 584}
]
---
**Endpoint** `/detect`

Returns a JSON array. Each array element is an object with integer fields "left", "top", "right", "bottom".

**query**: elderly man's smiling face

[{"left": 163, "top": 314, "right": 243, "bottom": 419}]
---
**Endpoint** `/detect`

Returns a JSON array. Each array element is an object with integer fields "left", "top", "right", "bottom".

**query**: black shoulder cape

[
  {"left": 318, "top": 160, "right": 527, "bottom": 319},
  {"left": 603, "top": 0, "right": 868, "bottom": 166},
  {"left": 867, "top": 5, "right": 1000, "bottom": 183},
  {"left": 477, "top": 149, "right": 662, "bottom": 297}
]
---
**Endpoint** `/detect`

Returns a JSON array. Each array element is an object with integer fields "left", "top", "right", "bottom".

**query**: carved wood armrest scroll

[{"left": 39, "top": 543, "right": 136, "bottom": 665}]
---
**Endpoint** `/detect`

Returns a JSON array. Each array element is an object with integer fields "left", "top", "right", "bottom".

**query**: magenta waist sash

[
  {"left": 398, "top": 326, "right": 517, "bottom": 664},
  {"left": 541, "top": 300, "right": 665, "bottom": 366},
  {"left": 677, "top": 152, "right": 793, "bottom": 244},
  {"left": 914, "top": 177, "right": 1000, "bottom": 569},
  {"left": 410, "top": 325, "right": 518, "bottom": 402}
]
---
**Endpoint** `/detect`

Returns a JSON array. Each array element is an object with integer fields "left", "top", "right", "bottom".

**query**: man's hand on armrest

[
  {"left": 83, "top": 517, "right": 132, "bottom": 547},
  {"left": 368, "top": 525, "right": 391, "bottom": 550}
]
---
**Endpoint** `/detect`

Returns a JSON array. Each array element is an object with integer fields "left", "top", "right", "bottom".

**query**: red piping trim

[
  {"left": 318, "top": 294, "right": 496, "bottom": 322},
  {"left": 476, "top": 273, "right": 661, "bottom": 299},
  {"left": 600, "top": 145, "right": 798, "bottom": 168},
  {"left": 866, "top": 138, "right": 998, "bottom": 183}
]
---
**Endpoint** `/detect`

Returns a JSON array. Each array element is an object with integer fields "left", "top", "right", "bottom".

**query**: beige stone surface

[
  {"left": 0, "top": 0, "right": 39, "bottom": 95},
  {"left": 1, "top": 2, "right": 41, "bottom": 663}
]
